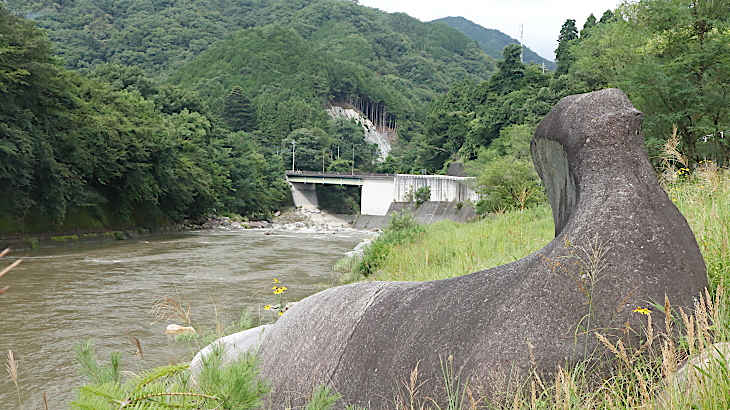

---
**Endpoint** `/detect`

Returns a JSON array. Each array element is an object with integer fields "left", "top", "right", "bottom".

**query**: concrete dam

[{"left": 286, "top": 171, "right": 479, "bottom": 216}]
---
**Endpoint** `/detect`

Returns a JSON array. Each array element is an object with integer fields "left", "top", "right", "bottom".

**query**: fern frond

[
  {"left": 75, "top": 341, "right": 122, "bottom": 384},
  {"left": 130, "top": 364, "right": 190, "bottom": 394}
]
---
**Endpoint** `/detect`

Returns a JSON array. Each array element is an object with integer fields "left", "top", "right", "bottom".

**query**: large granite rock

[
  {"left": 238, "top": 89, "right": 706, "bottom": 407},
  {"left": 190, "top": 324, "right": 272, "bottom": 381}
]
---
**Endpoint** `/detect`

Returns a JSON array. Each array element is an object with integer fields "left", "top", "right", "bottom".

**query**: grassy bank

[
  {"left": 349, "top": 169, "right": 728, "bottom": 291},
  {"left": 361, "top": 205, "right": 553, "bottom": 282}
]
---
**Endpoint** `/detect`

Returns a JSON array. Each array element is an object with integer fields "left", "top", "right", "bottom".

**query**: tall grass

[
  {"left": 669, "top": 164, "right": 729, "bottom": 291},
  {"left": 360, "top": 206, "right": 553, "bottom": 282}
]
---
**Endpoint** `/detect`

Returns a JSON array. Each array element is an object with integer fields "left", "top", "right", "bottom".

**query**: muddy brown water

[{"left": 0, "top": 229, "right": 368, "bottom": 408}]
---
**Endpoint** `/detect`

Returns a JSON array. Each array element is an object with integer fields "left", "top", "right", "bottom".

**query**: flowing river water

[{"left": 0, "top": 228, "right": 369, "bottom": 408}]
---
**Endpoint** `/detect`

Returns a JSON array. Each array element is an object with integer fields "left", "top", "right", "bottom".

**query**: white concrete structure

[
  {"left": 286, "top": 172, "right": 478, "bottom": 216},
  {"left": 394, "top": 174, "right": 479, "bottom": 203},
  {"left": 361, "top": 178, "right": 396, "bottom": 216}
]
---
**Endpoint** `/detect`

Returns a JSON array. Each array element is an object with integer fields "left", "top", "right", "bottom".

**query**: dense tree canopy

[
  {"left": 0, "top": 5, "right": 287, "bottom": 233},
  {"left": 568, "top": 0, "right": 730, "bottom": 164}
]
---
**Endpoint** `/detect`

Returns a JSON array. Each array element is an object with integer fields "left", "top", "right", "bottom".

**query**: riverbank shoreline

[
  {"left": 0, "top": 208, "right": 378, "bottom": 253},
  {"left": 0, "top": 216, "right": 271, "bottom": 252}
]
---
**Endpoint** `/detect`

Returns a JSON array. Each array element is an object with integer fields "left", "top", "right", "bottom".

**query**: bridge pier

[{"left": 289, "top": 182, "right": 318, "bottom": 209}]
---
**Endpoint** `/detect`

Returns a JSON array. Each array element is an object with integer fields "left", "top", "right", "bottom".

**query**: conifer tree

[
  {"left": 489, "top": 44, "right": 525, "bottom": 95},
  {"left": 580, "top": 14, "right": 597, "bottom": 39},
  {"left": 555, "top": 19, "right": 578, "bottom": 75},
  {"left": 223, "top": 86, "right": 257, "bottom": 132},
  {"left": 599, "top": 10, "right": 615, "bottom": 24}
]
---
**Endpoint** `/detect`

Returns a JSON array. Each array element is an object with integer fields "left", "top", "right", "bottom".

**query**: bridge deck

[{"left": 285, "top": 171, "right": 393, "bottom": 186}]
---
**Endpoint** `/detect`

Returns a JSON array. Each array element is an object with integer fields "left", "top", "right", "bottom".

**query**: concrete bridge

[{"left": 286, "top": 171, "right": 478, "bottom": 216}]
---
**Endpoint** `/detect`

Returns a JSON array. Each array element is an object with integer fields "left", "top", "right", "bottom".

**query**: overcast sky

[{"left": 358, "top": 0, "right": 623, "bottom": 61}]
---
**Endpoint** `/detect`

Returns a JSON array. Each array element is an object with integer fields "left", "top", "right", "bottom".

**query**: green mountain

[
  {"left": 6, "top": 0, "right": 496, "bottom": 139},
  {"left": 432, "top": 16, "right": 556, "bottom": 70},
  {"left": 170, "top": 1, "right": 496, "bottom": 140},
  {"left": 6, "top": 0, "right": 270, "bottom": 74}
]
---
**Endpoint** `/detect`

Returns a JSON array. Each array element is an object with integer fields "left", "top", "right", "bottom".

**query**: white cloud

[{"left": 358, "top": 0, "right": 622, "bottom": 60}]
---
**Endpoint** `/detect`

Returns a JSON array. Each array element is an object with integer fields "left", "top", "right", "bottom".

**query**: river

[{"left": 0, "top": 228, "right": 369, "bottom": 408}]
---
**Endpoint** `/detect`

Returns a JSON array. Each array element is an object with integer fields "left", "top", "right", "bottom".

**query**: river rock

[
  {"left": 246, "top": 221, "right": 268, "bottom": 229},
  {"left": 190, "top": 324, "right": 273, "bottom": 381},
  {"left": 218, "top": 89, "right": 707, "bottom": 408}
]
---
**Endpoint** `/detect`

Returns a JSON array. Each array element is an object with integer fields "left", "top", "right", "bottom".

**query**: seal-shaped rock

[{"left": 249, "top": 89, "right": 706, "bottom": 407}]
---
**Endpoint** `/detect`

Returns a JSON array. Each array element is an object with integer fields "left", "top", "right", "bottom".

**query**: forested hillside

[
  {"left": 565, "top": 1, "right": 730, "bottom": 164},
  {"left": 0, "top": 5, "right": 286, "bottom": 233},
  {"left": 2, "top": 0, "right": 727, "bottom": 233},
  {"left": 6, "top": 0, "right": 496, "bottom": 163},
  {"left": 170, "top": 3, "right": 495, "bottom": 150},
  {"left": 432, "top": 16, "right": 556, "bottom": 70},
  {"left": 5, "top": 0, "right": 267, "bottom": 74},
  {"left": 1, "top": 0, "right": 496, "bottom": 233},
  {"left": 407, "top": 0, "right": 728, "bottom": 213}
]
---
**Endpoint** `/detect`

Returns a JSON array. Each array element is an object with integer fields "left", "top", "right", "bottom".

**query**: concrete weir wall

[
  {"left": 287, "top": 172, "right": 478, "bottom": 216},
  {"left": 353, "top": 201, "right": 477, "bottom": 230},
  {"left": 394, "top": 174, "right": 478, "bottom": 203},
  {"left": 360, "top": 177, "right": 395, "bottom": 216}
]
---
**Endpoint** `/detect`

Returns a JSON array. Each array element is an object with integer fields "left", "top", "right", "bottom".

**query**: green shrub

[
  {"left": 304, "top": 385, "right": 341, "bottom": 410},
  {"left": 25, "top": 237, "right": 40, "bottom": 249},
  {"left": 72, "top": 341, "right": 269, "bottom": 409},
  {"left": 475, "top": 156, "right": 545, "bottom": 214},
  {"left": 414, "top": 186, "right": 431, "bottom": 207},
  {"left": 357, "top": 212, "right": 424, "bottom": 277}
]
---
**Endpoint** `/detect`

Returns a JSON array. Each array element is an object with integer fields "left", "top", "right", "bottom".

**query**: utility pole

[
  {"left": 291, "top": 140, "right": 296, "bottom": 171},
  {"left": 351, "top": 143, "right": 355, "bottom": 175},
  {"left": 542, "top": 62, "right": 546, "bottom": 74}
]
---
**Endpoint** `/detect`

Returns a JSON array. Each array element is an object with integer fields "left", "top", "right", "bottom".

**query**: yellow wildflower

[
  {"left": 632, "top": 307, "right": 651, "bottom": 315},
  {"left": 264, "top": 305, "right": 272, "bottom": 310},
  {"left": 272, "top": 278, "right": 280, "bottom": 284},
  {"left": 278, "top": 311, "right": 284, "bottom": 316},
  {"left": 279, "top": 286, "right": 288, "bottom": 292}
]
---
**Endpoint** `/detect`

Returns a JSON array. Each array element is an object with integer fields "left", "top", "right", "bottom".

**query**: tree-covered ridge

[
  {"left": 4, "top": 0, "right": 269, "bottom": 74},
  {"left": 166, "top": 0, "right": 496, "bottom": 163},
  {"left": 6, "top": 0, "right": 496, "bottom": 172},
  {"left": 0, "top": 5, "right": 288, "bottom": 233},
  {"left": 5, "top": 0, "right": 495, "bottom": 83},
  {"left": 432, "top": 16, "right": 557, "bottom": 71}
]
